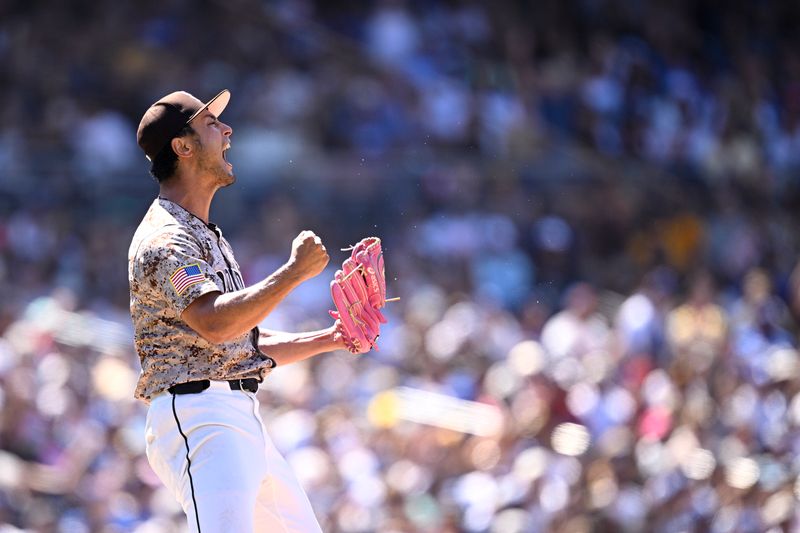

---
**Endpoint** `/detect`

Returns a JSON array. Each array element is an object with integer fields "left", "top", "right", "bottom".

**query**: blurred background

[{"left": 3, "top": 0, "right": 800, "bottom": 531}]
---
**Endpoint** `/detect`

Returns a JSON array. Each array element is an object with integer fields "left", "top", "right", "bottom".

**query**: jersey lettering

[{"left": 216, "top": 267, "right": 245, "bottom": 293}]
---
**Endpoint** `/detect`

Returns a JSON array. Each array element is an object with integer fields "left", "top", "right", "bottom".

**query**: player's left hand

[{"left": 331, "top": 319, "right": 349, "bottom": 349}]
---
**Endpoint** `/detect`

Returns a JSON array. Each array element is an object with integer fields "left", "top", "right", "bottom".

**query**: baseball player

[{"left": 128, "top": 89, "right": 342, "bottom": 532}]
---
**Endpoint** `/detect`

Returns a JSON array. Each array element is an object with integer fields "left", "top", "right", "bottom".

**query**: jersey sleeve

[{"left": 135, "top": 227, "right": 222, "bottom": 315}]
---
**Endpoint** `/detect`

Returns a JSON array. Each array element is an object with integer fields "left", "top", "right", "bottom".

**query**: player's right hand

[{"left": 289, "top": 230, "right": 329, "bottom": 279}]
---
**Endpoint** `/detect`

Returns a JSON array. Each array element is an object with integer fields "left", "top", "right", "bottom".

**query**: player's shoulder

[{"left": 129, "top": 200, "right": 201, "bottom": 262}]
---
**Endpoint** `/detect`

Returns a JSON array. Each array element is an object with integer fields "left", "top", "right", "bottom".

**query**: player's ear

[{"left": 171, "top": 136, "right": 194, "bottom": 159}]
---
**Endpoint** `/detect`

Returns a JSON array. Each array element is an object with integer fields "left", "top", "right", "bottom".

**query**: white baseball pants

[{"left": 145, "top": 381, "right": 323, "bottom": 533}]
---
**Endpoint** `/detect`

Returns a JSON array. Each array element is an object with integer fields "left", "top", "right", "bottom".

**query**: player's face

[{"left": 193, "top": 110, "right": 235, "bottom": 187}]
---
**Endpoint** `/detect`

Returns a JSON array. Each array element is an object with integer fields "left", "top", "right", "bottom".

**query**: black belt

[{"left": 168, "top": 379, "right": 259, "bottom": 395}]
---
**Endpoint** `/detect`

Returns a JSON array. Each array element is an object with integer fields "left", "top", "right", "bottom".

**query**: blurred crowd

[{"left": 4, "top": 0, "right": 800, "bottom": 531}]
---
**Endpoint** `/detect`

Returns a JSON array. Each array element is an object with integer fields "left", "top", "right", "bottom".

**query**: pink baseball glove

[
  {"left": 352, "top": 237, "right": 386, "bottom": 309},
  {"left": 329, "top": 237, "right": 388, "bottom": 354}
]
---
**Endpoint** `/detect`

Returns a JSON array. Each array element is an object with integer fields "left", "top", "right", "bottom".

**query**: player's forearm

[
  {"left": 188, "top": 261, "right": 306, "bottom": 343},
  {"left": 258, "top": 326, "right": 342, "bottom": 365},
  {"left": 183, "top": 232, "right": 330, "bottom": 344}
]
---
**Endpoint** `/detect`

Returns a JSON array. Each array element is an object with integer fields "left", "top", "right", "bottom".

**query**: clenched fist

[{"left": 289, "top": 230, "right": 329, "bottom": 280}]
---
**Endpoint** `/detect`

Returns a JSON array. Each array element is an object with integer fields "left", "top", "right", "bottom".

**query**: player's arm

[
  {"left": 257, "top": 325, "right": 346, "bottom": 366},
  {"left": 182, "top": 231, "right": 329, "bottom": 344}
]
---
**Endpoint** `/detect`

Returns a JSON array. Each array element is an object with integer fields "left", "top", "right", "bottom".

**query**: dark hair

[{"left": 149, "top": 124, "right": 195, "bottom": 183}]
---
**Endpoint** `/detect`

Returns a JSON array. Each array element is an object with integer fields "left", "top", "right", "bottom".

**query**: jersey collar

[{"left": 156, "top": 197, "right": 218, "bottom": 234}]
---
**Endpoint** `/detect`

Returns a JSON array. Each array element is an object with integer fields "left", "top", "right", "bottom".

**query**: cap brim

[{"left": 188, "top": 89, "right": 230, "bottom": 123}]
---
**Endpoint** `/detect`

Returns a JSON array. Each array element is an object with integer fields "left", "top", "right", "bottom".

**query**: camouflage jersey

[{"left": 128, "top": 197, "right": 275, "bottom": 401}]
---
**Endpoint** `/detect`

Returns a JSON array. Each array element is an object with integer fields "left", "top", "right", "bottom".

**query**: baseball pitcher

[{"left": 128, "top": 89, "right": 345, "bottom": 532}]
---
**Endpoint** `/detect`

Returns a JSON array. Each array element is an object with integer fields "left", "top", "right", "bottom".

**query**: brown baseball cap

[{"left": 136, "top": 89, "right": 230, "bottom": 161}]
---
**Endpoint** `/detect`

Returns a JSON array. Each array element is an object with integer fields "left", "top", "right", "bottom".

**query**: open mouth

[{"left": 222, "top": 143, "right": 232, "bottom": 168}]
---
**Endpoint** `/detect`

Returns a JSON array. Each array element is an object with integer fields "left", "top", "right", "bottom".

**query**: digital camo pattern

[{"left": 128, "top": 198, "right": 274, "bottom": 401}]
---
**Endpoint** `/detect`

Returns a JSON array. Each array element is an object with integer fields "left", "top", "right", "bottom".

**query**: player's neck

[{"left": 159, "top": 183, "right": 214, "bottom": 224}]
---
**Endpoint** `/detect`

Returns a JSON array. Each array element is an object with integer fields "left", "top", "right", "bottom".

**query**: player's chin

[
  {"left": 221, "top": 172, "right": 236, "bottom": 187},
  {"left": 218, "top": 165, "right": 236, "bottom": 186}
]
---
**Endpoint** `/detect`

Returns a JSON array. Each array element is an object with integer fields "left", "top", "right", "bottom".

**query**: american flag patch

[{"left": 170, "top": 264, "right": 205, "bottom": 295}]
